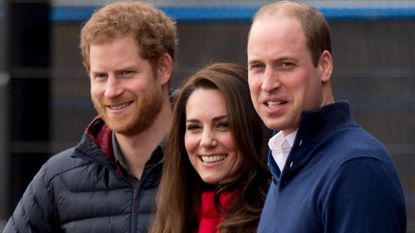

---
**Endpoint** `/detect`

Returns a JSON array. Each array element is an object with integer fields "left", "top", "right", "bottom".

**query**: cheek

[
  {"left": 90, "top": 84, "right": 103, "bottom": 99},
  {"left": 295, "top": 77, "right": 320, "bottom": 105},
  {"left": 221, "top": 134, "right": 238, "bottom": 154},
  {"left": 225, "top": 136, "right": 244, "bottom": 166},
  {"left": 184, "top": 133, "right": 197, "bottom": 155},
  {"left": 90, "top": 91, "right": 99, "bottom": 104},
  {"left": 233, "top": 150, "right": 245, "bottom": 170},
  {"left": 248, "top": 81, "right": 260, "bottom": 109},
  {"left": 248, "top": 78, "right": 260, "bottom": 93},
  {"left": 184, "top": 134, "right": 200, "bottom": 168}
]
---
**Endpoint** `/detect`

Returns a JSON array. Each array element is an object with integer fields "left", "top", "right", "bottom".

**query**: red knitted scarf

[{"left": 197, "top": 191, "right": 238, "bottom": 233}]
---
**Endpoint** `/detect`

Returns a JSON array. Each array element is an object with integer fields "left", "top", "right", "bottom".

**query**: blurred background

[{"left": 0, "top": 0, "right": 414, "bottom": 231}]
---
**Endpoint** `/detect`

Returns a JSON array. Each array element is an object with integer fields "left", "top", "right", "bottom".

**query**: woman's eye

[
  {"left": 186, "top": 124, "right": 200, "bottom": 131},
  {"left": 216, "top": 121, "right": 229, "bottom": 130}
]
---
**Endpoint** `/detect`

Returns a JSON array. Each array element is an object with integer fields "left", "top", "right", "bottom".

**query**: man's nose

[
  {"left": 104, "top": 75, "right": 122, "bottom": 98},
  {"left": 261, "top": 67, "right": 280, "bottom": 92}
]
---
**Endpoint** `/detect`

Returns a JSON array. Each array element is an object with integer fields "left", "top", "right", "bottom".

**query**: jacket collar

[
  {"left": 271, "top": 102, "right": 359, "bottom": 185},
  {"left": 78, "top": 117, "right": 164, "bottom": 176},
  {"left": 295, "top": 101, "right": 356, "bottom": 145},
  {"left": 85, "top": 117, "right": 114, "bottom": 163}
]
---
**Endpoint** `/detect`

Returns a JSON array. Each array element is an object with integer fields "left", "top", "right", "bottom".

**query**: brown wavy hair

[
  {"left": 80, "top": 1, "right": 177, "bottom": 71},
  {"left": 150, "top": 63, "right": 270, "bottom": 233}
]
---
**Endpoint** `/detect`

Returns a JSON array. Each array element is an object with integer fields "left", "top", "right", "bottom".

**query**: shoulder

[
  {"left": 320, "top": 127, "right": 403, "bottom": 196},
  {"left": 3, "top": 147, "right": 94, "bottom": 232},
  {"left": 313, "top": 126, "right": 401, "bottom": 188},
  {"left": 324, "top": 126, "right": 391, "bottom": 163},
  {"left": 321, "top": 149, "right": 406, "bottom": 232},
  {"left": 39, "top": 147, "right": 91, "bottom": 180}
]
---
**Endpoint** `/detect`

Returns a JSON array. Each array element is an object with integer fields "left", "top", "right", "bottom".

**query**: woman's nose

[{"left": 200, "top": 130, "right": 217, "bottom": 147}]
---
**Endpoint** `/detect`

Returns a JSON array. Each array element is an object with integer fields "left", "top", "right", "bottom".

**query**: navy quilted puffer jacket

[{"left": 3, "top": 118, "right": 163, "bottom": 233}]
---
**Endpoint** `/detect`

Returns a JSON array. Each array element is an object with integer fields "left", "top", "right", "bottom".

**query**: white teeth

[
  {"left": 108, "top": 103, "right": 130, "bottom": 110},
  {"left": 201, "top": 155, "right": 226, "bottom": 163},
  {"left": 267, "top": 101, "right": 281, "bottom": 107}
]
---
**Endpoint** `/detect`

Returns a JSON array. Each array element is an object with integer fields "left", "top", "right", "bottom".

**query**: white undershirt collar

[{"left": 268, "top": 129, "right": 298, "bottom": 172}]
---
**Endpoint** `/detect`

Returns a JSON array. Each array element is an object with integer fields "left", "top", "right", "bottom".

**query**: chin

[
  {"left": 201, "top": 177, "right": 220, "bottom": 185},
  {"left": 263, "top": 121, "right": 278, "bottom": 130},
  {"left": 262, "top": 117, "right": 288, "bottom": 130}
]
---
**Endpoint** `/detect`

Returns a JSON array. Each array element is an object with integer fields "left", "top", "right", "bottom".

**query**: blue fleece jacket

[{"left": 258, "top": 102, "right": 406, "bottom": 233}]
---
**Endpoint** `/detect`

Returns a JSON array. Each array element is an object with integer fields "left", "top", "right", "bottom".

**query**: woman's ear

[
  {"left": 157, "top": 53, "right": 173, "bottom": 85},
  {"left": 318, "top": 50, "right": 333, "bottom": 83}
]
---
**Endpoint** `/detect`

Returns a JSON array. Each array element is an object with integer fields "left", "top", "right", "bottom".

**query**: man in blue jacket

[
  {"left": 4, "top": 2, "right": 176, "bottom": 233},
  {"left": 247, "top": 1, "right": 406, "bottom": 232}
]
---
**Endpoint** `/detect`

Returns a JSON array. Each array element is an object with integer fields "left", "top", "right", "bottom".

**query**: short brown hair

[
  {"left": 252, "top": 0, "right": 331, "bottom": 66},
  {"left": 80, "top": 1, "right": 177, "bottom": 71}
]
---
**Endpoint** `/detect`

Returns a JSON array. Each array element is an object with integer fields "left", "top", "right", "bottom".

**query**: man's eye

[
  {"left": 120, "top": 71, "right": 135, "bottom": 78},
  {"left": 280, "top": 62, "right": 296, "bottom": 70},
  {"left": 250, "top": 64, "right": 265, "bottom": 71},
  {"left": 94, "top": 74, "right": 107, "bottom": 80}
]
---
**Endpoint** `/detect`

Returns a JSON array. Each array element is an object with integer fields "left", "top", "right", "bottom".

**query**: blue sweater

[{"left": 258, "top": 102, "right": 406, "bottom": 233}]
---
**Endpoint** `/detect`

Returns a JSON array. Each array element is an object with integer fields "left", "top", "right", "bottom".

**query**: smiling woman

[
  {"left": 149, "top": 63, "right": 270, "bottom": 233},
  {"left": 184, "top": 88, "right": 244, "bottom": 185}
]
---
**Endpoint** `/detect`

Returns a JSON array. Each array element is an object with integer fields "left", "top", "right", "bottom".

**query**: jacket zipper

[
  {"left": 130, "top": 161, "right": 162, "bottom": 232},
  {"left": 131, "top": 186, "right": 138, "bottom": 233}
]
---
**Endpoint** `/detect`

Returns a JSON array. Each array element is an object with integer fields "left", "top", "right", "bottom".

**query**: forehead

[
  {"left": 90, "top": 35, "right": 139, "bottom": 54},
  {"left": 248, "top": 17, "right": 309, "bottom": 58},
  {"left": 186, "top": 88, "right": 227, "bottom": 117},
  {"left": 249, "top": 16, "right": 305, "bottom": 44},
  {"left": 89, "top": 36, "right": 143, "bottom": 69}
]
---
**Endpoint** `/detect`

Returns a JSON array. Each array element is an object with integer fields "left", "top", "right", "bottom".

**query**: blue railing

[
  {"left": 1, "top": 6, "right": 415, "bottom": 23},
  {"left": 50, "top": 6, "right": 415, "bottom": 23}
]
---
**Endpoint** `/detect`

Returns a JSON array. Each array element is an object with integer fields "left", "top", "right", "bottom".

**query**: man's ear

[
  {"left": 318, "top": 50, "right": 333, "bottom": 83},
  {"left": 157, "top": 53, "right": 173, "bottom": 85}
]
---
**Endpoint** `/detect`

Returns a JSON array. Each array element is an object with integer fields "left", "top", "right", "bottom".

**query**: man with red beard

[{"left": 4, "top": 2, "right": 176, "bottom": 233}]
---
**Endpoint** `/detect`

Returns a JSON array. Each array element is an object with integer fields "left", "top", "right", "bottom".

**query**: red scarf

[{"left": 197, "top": 191, "right": 238, "bottom": 233}]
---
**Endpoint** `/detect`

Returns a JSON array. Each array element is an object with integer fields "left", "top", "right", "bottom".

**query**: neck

[
  {"left": 115, "top": 94, "right": 172, "bottom": 179},
  {"left": 321, "top": 83, "right": 335, "bottom": 106}
]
